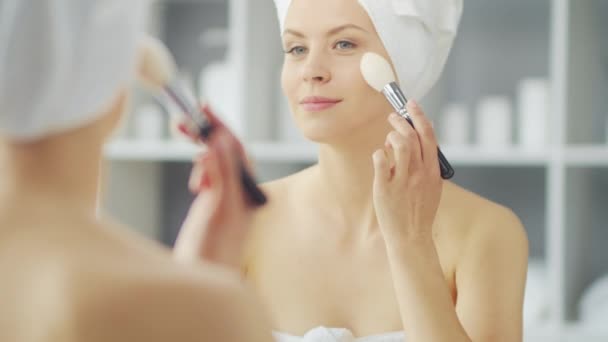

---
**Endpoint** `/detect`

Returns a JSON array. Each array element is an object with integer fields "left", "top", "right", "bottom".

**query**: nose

[{"left": 302, "top": 51, "right": 331, "bottom": 85}]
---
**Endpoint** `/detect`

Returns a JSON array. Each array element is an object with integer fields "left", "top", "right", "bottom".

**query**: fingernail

[
  {"left": 388, "top": 113, "right": 398, "bottom": 121},
  {"left": 202, "top": 103, "right": 215, "bottom": 118},
  {"left": 410, "top": 100, "right": 418, "bottom": 108},
  {"left": 200, "top": 172, "right": 211, "bottom": 189},
  {"left": 178, "top": 123, "right": 190, "bottom": 136}
]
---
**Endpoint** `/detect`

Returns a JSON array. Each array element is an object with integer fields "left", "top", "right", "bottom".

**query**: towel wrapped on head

[{"left": 0, "top": 0, "right": 147, "bottom": 141}]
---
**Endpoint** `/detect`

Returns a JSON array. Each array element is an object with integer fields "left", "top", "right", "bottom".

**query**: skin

[
  {"left": 0, "top": 80, "right": 272, "bottom": 341},
  {"left": 241, "top": 0, "right": 529, "bottom": 341}
]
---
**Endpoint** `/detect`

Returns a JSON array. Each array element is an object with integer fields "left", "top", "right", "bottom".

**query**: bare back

[{"left": 0, "top": 200, "right": 271, "bottom": 342}]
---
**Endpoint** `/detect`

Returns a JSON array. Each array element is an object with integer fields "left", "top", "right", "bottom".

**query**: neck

[
  {"left": 0, "top": 132, "right": 104, "bottom": 217},
  {"left": 315, "top": 117, "right": 391, "bottom": 234}
]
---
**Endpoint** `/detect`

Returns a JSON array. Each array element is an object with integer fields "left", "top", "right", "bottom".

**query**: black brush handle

[{"left": 437, "top": 147, "right": 454, "bottom": 179}]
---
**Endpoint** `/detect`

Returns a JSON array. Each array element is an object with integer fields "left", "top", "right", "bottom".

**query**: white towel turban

[
  {"left": 0, "top": 0, "right": 148, "bottom": 142},
  {"left": 274, "top": 0, "right": 463, "bottom": 101}
]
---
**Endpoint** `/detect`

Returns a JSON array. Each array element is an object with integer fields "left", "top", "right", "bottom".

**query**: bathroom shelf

[
  {"left": 105, "top": 140, "right": 317, "bottom": 163},
  {"left": 524, "top": 325, "right": 563, "bottom": 342},
  {"left": 441, "top": 147, "right": 552, "bottom": 166},
  {"left": 564, "top": 146, "right": 608, "bottom": 166},
  {"left": 105, "top": 140, "right": 200, "bottom": 161},
  {"left": 248, "top": 142, "right": 317, "bottom": 163},
  {"left": 563, "top": 323, "right": 608, "bottom": 342},
  {"left": 106, "top": 140, "right": 553, "bottom": 166}
]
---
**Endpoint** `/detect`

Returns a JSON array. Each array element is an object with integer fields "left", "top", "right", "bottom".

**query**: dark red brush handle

[
  {"left": 239, "top": 162, "right": 268, "bottom": 206},
  {"left": 198, "top": 124, "right": 267, "bottom": 207}
]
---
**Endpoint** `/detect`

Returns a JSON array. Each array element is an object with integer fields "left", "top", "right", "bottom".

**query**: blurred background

[{"left": 100, "top": 0, "right": 608, "bottom": 341}]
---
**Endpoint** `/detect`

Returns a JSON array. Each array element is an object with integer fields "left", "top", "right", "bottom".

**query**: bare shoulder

[
  {"left": 439, "top": 181, "right": 529, "bottom": 265},
  {"left": 259, "top": 165, "right": 316, "bottom": 204},
  {"left": 0, "top": 216, "right": 271, "bottom": 342},
  {"left": 72, "top": 262, "right": 272, "bottom": 342}
]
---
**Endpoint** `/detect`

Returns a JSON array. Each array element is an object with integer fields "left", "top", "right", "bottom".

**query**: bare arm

[
  {"left": 385, "top": 238, "right": 471, "bottom": 342},
  {"left": 386, "top": 208, "right": 528, "bottom": 342},
  {"left": 455, "top": 209, "right": 528, "bottom": 342}
]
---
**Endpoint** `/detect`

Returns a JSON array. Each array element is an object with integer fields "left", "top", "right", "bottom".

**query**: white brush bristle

[
  {"left": 360, "top": 52, "right": 396, "bottom": 92},
  {"left": 137, "top": 36, "right": 177, "bottom": 91}
]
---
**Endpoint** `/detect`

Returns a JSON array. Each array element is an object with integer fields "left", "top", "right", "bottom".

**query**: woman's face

[{"left": 281, "top": 0, "right": 395, "bottom": 144}]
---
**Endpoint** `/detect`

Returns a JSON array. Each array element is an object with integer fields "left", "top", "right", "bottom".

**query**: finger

[
  {"left": 213, "top": 130, "right": 247, "bottom": 210},
  {"left": 202, "top": 103, "right": 228, "bottom": 131},
  {"left": 388, "top": 112, "right": 422, "bottom": 165},
  {"left": 173, "top": 118, "right": 200, "bottom": 143},
  {"left": 386, "top": 130, "right": 414, "bottom": 179},
  {"left": 406, "top": 100, "right": 439, "bottom": 171},
  {"left": 189, "top": 152, "right": 207, "bottom": 193},
  {"left": 202, "top": 106, "right": 255, "bottom": 178},
  {"left": 202, "top": 144, "right": 225, "bottom": 201},
  {"left": 372, "top": 149, "right": 391, "bottom": 193},
  {"left": 201, "top": 105, "right": 253, "bottom": 170}
]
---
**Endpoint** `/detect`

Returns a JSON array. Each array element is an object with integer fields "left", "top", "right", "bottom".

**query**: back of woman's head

[{"left": 0, "top": 0, "right": 147, "bottom": 143}]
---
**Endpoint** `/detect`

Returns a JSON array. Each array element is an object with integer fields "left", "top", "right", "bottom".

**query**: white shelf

[
  {"left": 441, "top": 146, "right": 551, "bottom": 166},
  {"left": 564, "top": 145, "right": 608, "bottom": 166},
  {"left": 105, "top": 140, "right": 553, "bottom": 166},
  {"left": 524, "top": 324, "right": 608, "bottom": 342},
  {"left": 524, "top": 325, "right": 563, "bottom": 342},
  {"left": 563, "top": 323, "right": 608, "bottom": 342},
  {"left": 157, "top": 0, "right": 225, "bottom": 3},
  {"left": 105, "top": 140, "right": 200, "bottom": 161},
  {"left": 248, "top": 142, "right": 317, "bottom": 163}
]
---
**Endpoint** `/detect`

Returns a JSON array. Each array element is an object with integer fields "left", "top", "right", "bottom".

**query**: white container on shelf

[
  {"left": 517, "top": 78, "right": 550, "bottom": 150},
  {"left": 476, "top": 96, "right": 513, "bottom": 148},
  {"left": 579, "top": 274, "right": 608, "bottom": 327},
  {"left": 439, "top": 103, "right": 470, "bottom": 146},
  {"left": 199, "top": 27, "right": 228, "bottom": 49},
  {"left": 524, "top": 259, "right": 550, "bottom": 327},
  {"left": 133, "top": 104, "right": 165, "bottom": 141},
  {"left": 199, "top": 61, "right": 243, "bottom": 138}
]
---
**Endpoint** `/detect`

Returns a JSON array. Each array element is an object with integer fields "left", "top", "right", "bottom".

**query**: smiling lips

[{"left": 300, "top": 96, "right": 343, "bottom": 112}]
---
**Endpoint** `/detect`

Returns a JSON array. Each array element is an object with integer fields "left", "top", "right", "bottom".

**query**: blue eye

[
  {"left": 335, "top": 40, "right": 356, "bottom": 50},
  {"left": 286, "top": 46, "right": 307, "bottom": 56}
]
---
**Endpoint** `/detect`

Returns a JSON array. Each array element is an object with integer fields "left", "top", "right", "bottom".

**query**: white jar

[
  {"left": 476, "top": 96, "right": 513, "bottom": 148},
  {"left": 439, "top": 103, "right": 470, "bottom": 147},
  {"left": 133, "top": 104, "right": 165, "bottom": 141},
  {"left": 517, "top": 78, "right": 549, "bottom": 150},
  {"left": 199, "top": 61, "right": 243, "bottom": 138}
]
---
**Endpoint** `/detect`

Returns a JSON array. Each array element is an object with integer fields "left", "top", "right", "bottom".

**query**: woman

[
  {"left": 0, "top": 1, "right": 272, "bottom": 341},
  {"left": 178, "top": 0, "right": 529, "bottom": 341}
]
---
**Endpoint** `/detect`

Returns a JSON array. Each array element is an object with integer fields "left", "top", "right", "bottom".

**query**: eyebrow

[{"left": 283, "top": 24, "right": 368, "bottom": 38}]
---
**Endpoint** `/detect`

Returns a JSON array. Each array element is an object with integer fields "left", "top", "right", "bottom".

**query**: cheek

[
  {"left": 281, "top": 63, "right": 298, "bottom": 104},
  {"left": 337, "top": 60, "right": 390, "bottom": 116}
]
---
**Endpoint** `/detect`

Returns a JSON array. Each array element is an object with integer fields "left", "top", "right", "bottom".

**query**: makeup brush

[
  {"left": 138, "top": 36, "right": 267, "bottom": 206},
  {"left": 360, "top": 52, "right": 454, "bottom": 179}
]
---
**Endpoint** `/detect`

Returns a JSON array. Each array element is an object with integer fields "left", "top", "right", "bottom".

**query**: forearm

[
  {"left": 173, "top": 212, "right": 243, "bottom": 268},
  {"left": 173, "top": 220, "right": 201, "bottom": 262},
  {"left": 385, "top": 236, "right": 471, "bottom": 342}
]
